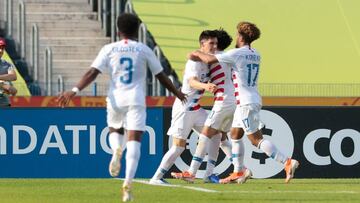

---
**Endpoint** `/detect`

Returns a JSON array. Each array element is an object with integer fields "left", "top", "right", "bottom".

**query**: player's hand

[
  {"left": 188, "top": 50, "right": 201, "bottom": 61},
  {"left": 205, "top": 82, "right": 217, "bottom": 93},
  {"left": 57, "top": 91, "right": 76, "bottom": 107},
  {"left": 1, "top": 83, "right": 17, "bottom": 95},
  {"left": 176, "top": 91, "right": 187, "bottom": 104}
]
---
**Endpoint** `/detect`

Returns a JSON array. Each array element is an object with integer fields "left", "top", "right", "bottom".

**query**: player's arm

[
  {"left": 1, "top": 82, "right": 17, "bottom": 95},
  {"left": 188, "top": 77, "right": 217, "bottom": 93},
  {"left": 57, "top": 68, "right": 100, "bottom": 107},
  {"left": 0, "top": 69, "right": 17, "bottom": 81},
  {"left": 145, "top": 46, "right": 186, "bottom": 102},
  {"left": 156, "top": 71, "right": 187, "bottom": 103},
  {"left": 189, "top": 50, "right": 218, "bottom": 65}
]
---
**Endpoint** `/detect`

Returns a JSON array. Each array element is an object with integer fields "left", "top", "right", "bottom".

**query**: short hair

[
  {"left": 198, "top": 30, "right": 218, "bottom": 43},
  {"left": 237, "top": 22, "right": 261, "bottom": 44},
  {"left": 117, "top": 13, "right": 140, "bottom": 38},
  {"left": 215, "top": 28, "right": 232, "bottom": 51}
]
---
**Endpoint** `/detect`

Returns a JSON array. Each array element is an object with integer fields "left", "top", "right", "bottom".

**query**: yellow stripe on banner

[{"left": 1, "top": 51, "right": 31, "bottom": 96}]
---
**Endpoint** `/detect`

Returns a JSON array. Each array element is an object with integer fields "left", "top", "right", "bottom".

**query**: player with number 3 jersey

[{"left": 58, "top": 13, "right": 186, "bottom": 202}]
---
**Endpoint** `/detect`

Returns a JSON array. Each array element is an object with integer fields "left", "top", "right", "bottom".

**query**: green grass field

[
  {"left": 1, "top": 178, "right": 359, "bottom": 202},
  {"left": 132, "top": 0, "right": 360, "bottom": 96}
]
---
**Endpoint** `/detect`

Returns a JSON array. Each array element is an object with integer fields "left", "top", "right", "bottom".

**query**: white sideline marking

[
  {"left": 118, "top": 179, "right": 359, "bottom": 194},
  {"left": 118, "top": 179, "right": 217, "bottom": 193}
]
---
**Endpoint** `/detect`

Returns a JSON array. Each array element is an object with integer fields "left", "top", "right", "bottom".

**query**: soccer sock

[
  {"left": 231, "top": 138, "right": 245, "bottom": 172},
  {"left": 258, "top": 139, "right": 288, "bottom": 164},
  {"left": 188, "top": 134, "right": 211, "bottom": 175},
  {"left": 124, "top": 140, "right": 141, "bottom": 186},
  {"left": 204, "top": 133, "right": 221, "bottom": 178},
  {"left": 108, "top": 132, "right": 125, "bottom": 152},
  {"left": 220, "top": 138, "right": 232, "bottom": 161},
  {"left": 153, "top": 145, "right": 185, "bottom": 180}
]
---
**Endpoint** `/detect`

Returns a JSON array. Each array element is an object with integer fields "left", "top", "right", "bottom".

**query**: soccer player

[
  {"left": 188, "top": 21, "right": 299, "bottom": 184},
  {"left": 57, "top": 14, "right": 186, "bottom": 202},
  {"left": 149, "top": 30, "right": 218, "bottom": 185},
  {"left": 171, "top": 28, "right": 241, "bottom": 183},
  {"left": 0, "top": 38, "right": 17, "bottom": 107}
]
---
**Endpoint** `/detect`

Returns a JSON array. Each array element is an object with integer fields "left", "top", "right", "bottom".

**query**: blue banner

[{"left": 0, "top": 108, "right": 164, "bottom": 178}]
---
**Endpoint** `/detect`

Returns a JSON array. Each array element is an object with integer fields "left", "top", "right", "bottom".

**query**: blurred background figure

[{"left": 0, "top": 37, "right": 17, "bottom": 107}]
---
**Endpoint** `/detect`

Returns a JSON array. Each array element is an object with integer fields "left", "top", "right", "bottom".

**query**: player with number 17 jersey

[
  {"left": 91, "top": 39, "right": 163, "bottom": 108},
  {"left": 216, "top": 45, "right": 261, "bottom": 106}
]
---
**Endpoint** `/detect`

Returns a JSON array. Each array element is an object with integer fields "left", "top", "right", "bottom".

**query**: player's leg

[
  {"left": 220, "top": 105, "right": 251, "bottom": 184},
  {"left": 150, "top": 137, "right": 185, "bottom": 185},
  {"left": 220, "top": 132, "right": 232, "bottom": 161},
  {"left": 171, "top": 108, "right": 211, "bottom": 182},
  {"left": 203, "top": 106, "right": 235, "bottom": 183},
  {"left": 187, "top": 126, "right": 218, "bottom": 175},
  {"left": 108, "top": 127, "right": 126, "bottom": 177},
  {"left": 246, "top": 104, "right": 299, "bottom": 183},
  {"left": 151, "top": 110, "right": 195, "bottom": 184},
  {"left": 122, "top": 105, "right": 146, "bottom": 202},
  {"left": 107, "top": 101, "right": 127, "bottom": 177},
  {"left": 203, "top": 132, "right": 221, "bottom": 183}
]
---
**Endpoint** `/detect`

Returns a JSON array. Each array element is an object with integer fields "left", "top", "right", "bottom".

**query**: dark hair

[
  {"left": 237, "top": 21, "right": 261, "bottom": 44},
  {"left": 198, "top": 30, "right": 218, "bottom": 43},
  {"left": 215, "top": 28, "right": 232, "bottom": 51},
  {"left": 117, "top": 13, "right": 140, "bottom": 38}
]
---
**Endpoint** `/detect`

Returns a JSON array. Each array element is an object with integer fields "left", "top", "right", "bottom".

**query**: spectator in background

[{"left": 0, "top": 38, "right": 17, "bottom": 107}]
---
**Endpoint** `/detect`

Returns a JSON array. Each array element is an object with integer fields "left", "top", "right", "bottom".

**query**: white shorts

[
  {"left": 232, "top": 103, "right": 262, "bottom": 135},
  {"left": 106, "top": 100, "right": 146, "bottom": 131},
  {"left": 167, "top": 108, "right": 208, "bottom": 140},
  {"left": 204, "top": 104, "right": 235, "bottom": 132}
]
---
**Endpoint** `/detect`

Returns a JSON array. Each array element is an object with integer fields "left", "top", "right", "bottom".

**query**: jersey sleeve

[
  {"left": 184, "top": 60, "right": 201, "bottom": 79},
  {"left": 144, "top": 46, "right": 163, "bottom": 75},
  {"left": 6, "top": 62, "right": 15, "bottom": 71},
  {"left": 215, "top": 49, "right": 238, "bottom": 65},
  {"left": 91, "top": 45, "right": 109, "bottom": 73}
]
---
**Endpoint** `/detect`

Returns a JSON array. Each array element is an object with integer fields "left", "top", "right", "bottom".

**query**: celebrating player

[
  {"left": 149, "top": 30, "right": 218, "bottom": 185},
  {"left": 188, "top": 22, "right": 299, "bottom": 184},
  {"left": 57, "top": 13, "right": 186, "bottom": 202}
]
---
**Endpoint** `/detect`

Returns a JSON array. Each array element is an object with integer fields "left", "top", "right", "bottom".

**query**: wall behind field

[
  {"left": 132, "top": 0, "right": 360, "bottom": 96},
  {"left": 0, "top": 107, "right": 359, "bottom": 178}
]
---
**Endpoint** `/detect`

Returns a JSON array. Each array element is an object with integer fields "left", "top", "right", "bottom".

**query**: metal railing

[
  {"left": 18, "top": 1, "right": 26, "bottom": 59},
  {"left": 138, "top": 23, "right": 147, "bottom": 44},
  {"left": 44, "top": 47, "right": 53, "bottom": 96},
  {"left": 5, "top": 0, "right": 13, "bottom": 36},
  {"left": 259, "top": 83, "right": 360, "bottom": 97},
  {"left": 124, "top": 0, "right": 134, "bottom": 13},
  {"left": 101, "top": 0, "right": 109, "bottom": 35},
  {"left": 31, "top": 23, "right": 39, "bottom": 81},
  {"left": 153, "top": 46, "right": 164, "bottom": 96},
  {"left": 57, "top": 75, "right": 64, "bottom": 93}
]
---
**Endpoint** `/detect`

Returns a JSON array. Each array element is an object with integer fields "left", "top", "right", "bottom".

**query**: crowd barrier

[{"left": 0, "top": 106, "right": 359, "bottom": 178}]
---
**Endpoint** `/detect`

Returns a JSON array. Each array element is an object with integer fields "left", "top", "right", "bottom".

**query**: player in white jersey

[
  {"left": 171, "top": 29, "right": 236, "bottom": 183},
  {"left": 58, "top": 14, "right": 186, "bottom": 202},
  {"left": 188, "top": 22, "right": 299, "bottom": 184},
  {"left": 149, "top": 30, "right": 218, "bottom": 185}
]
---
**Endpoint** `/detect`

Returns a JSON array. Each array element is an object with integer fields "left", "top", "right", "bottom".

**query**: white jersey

[
  {"left": 173, "top": 60, "right": 209, "bottom": 111},
  {"left": 216, "top": 45, "right": 262, "bottom": 105},
  {"left": 209, "top": 51, "right": 236, "bottom": 107},
  {"left": 91, "top": 39, "right": 163, "bottom": 107}
]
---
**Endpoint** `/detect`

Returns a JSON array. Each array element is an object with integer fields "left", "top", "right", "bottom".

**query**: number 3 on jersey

[
  {"left": 246, "top": 63, "right": 259, "bottom": 86},
  {"left": 120, "top": 57, "right": 133, "bottom": 84}
]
